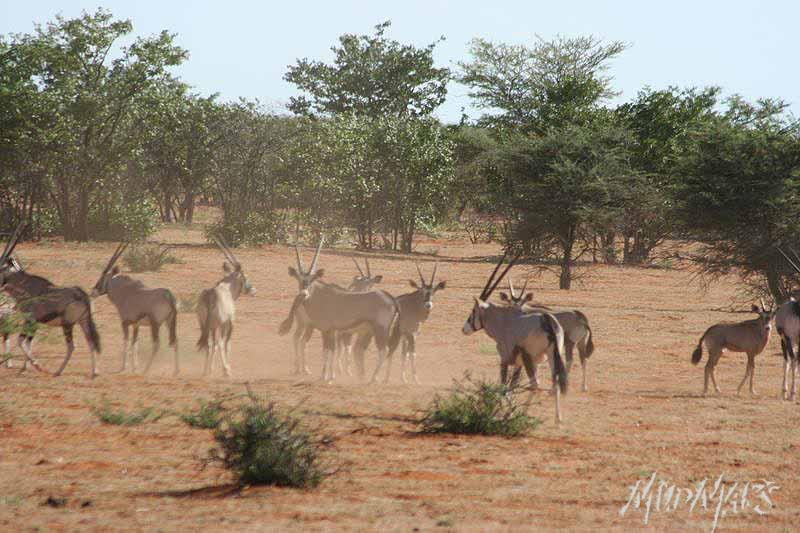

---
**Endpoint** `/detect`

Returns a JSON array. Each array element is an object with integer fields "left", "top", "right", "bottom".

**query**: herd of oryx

[{"left": 2, "top": 222, "right": 800, "bottom": 424}]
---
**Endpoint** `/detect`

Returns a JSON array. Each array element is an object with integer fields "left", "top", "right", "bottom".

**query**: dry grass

[{"left": 0, "top": 215, "right": 798, "bottom": 530}]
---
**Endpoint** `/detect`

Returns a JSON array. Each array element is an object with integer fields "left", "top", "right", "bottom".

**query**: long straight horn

[
  {"left": 777, "top": 247, "right": 800, "bottom": 274},
  {"left": 485, "top": 253, "right": 520, "bottom": 299},
  {"left": 1, "top": 222, "right": 25, "bottom": 264},
  {"left": 294, "top": 242, "right": 304, "bottom": 271},
  {"left": 507, "top": 278, "right": 517, "bottom": 299},
  {"left": 218, "top": 235, "right": 240, "bottom": 267},
  {"left": 415, "top": 262, "right": 425, "bottom": 285},
  {"left": 352, "top": 257, "right": 364, "bottom": 276},
  {"left": 104, "top": 242, "right": 128, "bottom": 274},
  {"left": 520, "top": 273, "right": 529, "bottom": 296},
  {"left": 480, "top": 252, "right": 508, "bottom": 299},
  {"left": 759, "top": 298, "right": 766, "bottom": 311},
  {"left": 309, "top": 237, "right": 324, "bottom": 273},
  {"left": 365, "top": 257, "right": 371, "bottom": 277},
  {"left": 430, "top": 262, "right": 438, "bottom": 285}
]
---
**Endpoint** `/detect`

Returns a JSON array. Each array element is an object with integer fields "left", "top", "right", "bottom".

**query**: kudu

[
  {"left": 690, "top": 301, "right": 774, "bottom": 397},
  {"left": 91, "top": 243, "right": 179, "bottom": 375},
  {"left": 462, "top": 254, "right": 568, "bottom": 423},
  {"left": 499, "top": 278, "right": 595, "bottom": 392},
  {"left": 0, "top": 224, "right": 101, "bottom": 377},
  {"left": 196, "top": 236, "right": 255, "bottom": 377},
  {"left": 335, "top": 257, "right": 383, "bottom": 377},
  {"left": 279, "top": 238, "right": 401, "bottom": 383},
  {"left": 774, "top": 247, "right": 800, "bottom": 400}
]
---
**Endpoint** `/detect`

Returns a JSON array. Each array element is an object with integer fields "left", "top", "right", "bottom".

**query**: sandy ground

[{"left": 1, "top": 220, "right": 799, "bottom": 531}]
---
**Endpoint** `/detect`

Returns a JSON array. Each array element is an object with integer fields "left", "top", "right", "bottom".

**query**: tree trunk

[{"left": 559, "top": 234, "right": 574, "bottom": 290}]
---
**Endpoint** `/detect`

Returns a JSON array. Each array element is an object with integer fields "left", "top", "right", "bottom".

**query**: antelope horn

[
  {"left": 520, "top": 274, "right": 529, "bottom": 296},
  {"left": 104, "top": 242, "right": 128, "bottom": 274},
  {"left": 365, "top": 257, "right": 371, "bottom": 277},
  {"left": 415, "top": 262, "right": 425, "bottom": 285},
  {"left": 507, "top": 278, "right": 517, "bottom": 299},
  {"left": 352, "top": 257, "right": 364, "bottom": 276},
  {"left": 294, "top": 242, "right": 304, "bottom": 271},
  {"left": 309, "top": 237, "right": 324, "bottom": 273},
  {"left": 1, "top": 223, "right": 25, "bottom": 265},
  {"left": 759, "top": 298, "right": 766, "bottom": 311},
  {"left": 485, "top": 253, "right": 520, "bottom": 299},
  {"left": 214, "top": 235, "right": 239, "bottom": 268},
  {"left": 777, "top": 247, "right": 800, "bottom": 274},
  {"left": 480, "top": 252, "right": 508, "bottom": 300},
  {"left": 430, "top": 262, "right": 438, "bottom": 285}
]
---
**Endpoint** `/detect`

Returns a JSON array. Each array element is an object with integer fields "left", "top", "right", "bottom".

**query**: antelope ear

[
  {"left": 409, "top": 280, "right": 419, "bottom": 288},
  {"left": 373, "top": 275, "right": 383, "bottom": 283},
  {"left": 474, "top": 297, "right": 490, "bottom": 309},
  {"left": 223, "top": 262, "right": 232, "bottom": 273},
  {"left": 288, "top": 266, "right": 299, "bottom": 278},
  {"left": 313, "top": 268, "right": 325, "bottom": 279},
  {"left": 751, "top": 304, "right": 759, "bottom": 313},
  {"left": 499, "top": 292, "right": 510, "bottom": 301},
  {"left": 436, "top": 280, "right": 446, "bottom": 290},
  {"left": 111, "top": 266, "right": 120, "bottom": 276},
  {"left": 524, "top": 293, "right": 534, "bottom": 302}
]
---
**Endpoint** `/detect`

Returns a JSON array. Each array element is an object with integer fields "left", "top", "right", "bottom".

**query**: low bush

[
  {"left": 91, "top": 399, "right": 165, "bottom": 426},
  {"left": 180, "top": 398, "right": 227, "bottom": 429},
  {"left": 419, "top": 374, "right": 541, "bottom": 437},
  {"left": 123, "top": 243, "right": 180, "bottom": 272}
]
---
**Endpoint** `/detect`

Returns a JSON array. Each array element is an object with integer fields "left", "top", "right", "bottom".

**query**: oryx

[
  {"left": 335, "top": 257, "right": 383, "bottom": 377},
  {"left": 690, "top": 300, "right": 774, "bottom": 397},
  {"left": 391, "top": 262, "right": 446, "bottom": 384},
  {"left": 1, "top": 293, "right": 16, "bottom": 367},
  {"left": 0, "top": 224, "right": 102, "bottom": 377},
  {"left": 91, "top": 243, "right": 179, "bottom": 375},
  {"left": 499, "top": 277, "right": 595, "bottom": 392},
  {"left": 774, "top": 248, "right": 800, "bottom": 400},
  {"left": 196, "top": 236, "right": 255, "bottom": 377},
  {"left": 279, "top": 238, "right": 401, "bottom": 383},
  {"left": 462, "top": 254, "right": 568, "bottom": 423}
]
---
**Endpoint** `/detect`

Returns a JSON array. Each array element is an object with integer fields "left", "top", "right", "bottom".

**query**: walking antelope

[
  {"left": 462, "top": 254, "right": 568, "bottom": 423},
  {"left": 91, "top": 243, "right": 179, "bottom": 375},
  {"left": 335, "top": 257, "right": 383, "bottom": 377},
  {"left": 690, "top": 301, "right": 774, "bottom": 397},
  {"left": 196, "top": 236, "right": 255, "bottom": 377},
  {"left": 774, "top": 248, "right": 800, "bottom": 400},
  {"left": 0, "top": 224, "right": 101, "bottom": 377},
  {"left": 279, "top": 238, "right": 401, "bottom": 383},
  {"left": 499, "top": 278, "right": 595, "bottom": 392}
]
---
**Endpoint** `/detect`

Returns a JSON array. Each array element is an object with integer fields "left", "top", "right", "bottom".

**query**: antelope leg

[{"left": 53, "top": 326, "right": 75, "bottom": 377}]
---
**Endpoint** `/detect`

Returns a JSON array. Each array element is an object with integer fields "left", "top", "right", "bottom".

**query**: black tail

[
  {"left": 691, "top": 328, "right": 711, "bottom": 365},
  {"left": 387, "top": 297, "right": 403, "bottom": 356},
  {"left": 573, "top": 310, "right": 594, "bottom": 358},
  {"left": 278, "top": 293, "right": 305, "bottom": 336},
  {"left": 543, "top": 313, "right": 568, "bottom": 394},
  {"left": 166, "top": 291, "right": 178, "bottom": 348},
  {"left": 74, "top": 288, "right": 101, "bottom": 353},
  {"left": 86, "top": 312, "right": 101, "bottom": 353},
  {"left": 196, "top": 289, "right": 216, "bottom": 350}
]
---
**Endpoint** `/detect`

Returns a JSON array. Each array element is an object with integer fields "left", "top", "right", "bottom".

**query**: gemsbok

[
  {"left": 690, "top": 301, "right": 774, "bottom": 397},
  {"left": 279, "top": 238, "right": 401, "bottom": 383},
  {"left": 335, "top": 257, "right": 383, "bottom": 377},
  {"left": 499, "top": 278, "right": 595, "bottom": 392},
  {"left": 774, "top": 247, "right": 800, "bottom": 400},
  {"left": 196, "top": 236, "right": 255, "bottom": 377},
  {"left": 462, "top": 254, "right": 568, "bottom": 423},
  {"left": 0, "top": 224, "right": 101, "bottom": 377},
  {"left": 91, "top": 243, "right": 179, "bottom": 375}
]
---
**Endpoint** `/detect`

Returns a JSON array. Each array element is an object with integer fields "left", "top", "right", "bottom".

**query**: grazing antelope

[
  {"left": 279, "top": 238, "right": 401, "bottom": 383},
  {"left": 0, "top": 224, "right": 101, "bottom": 377},
  {"left": 91, "top": 243, "right": 179, "bottom": 375},
  {"left": 335, "top": 257, "right": 383, "bottom": 377},
  {"left": 499, "top": 278, "right": 595, "bottom": 392},
  {"left": 690, "top": 301, "right": 774, "bottom": 397},
  {"left": 196, "top": 236, "right": 255, "bottom": 377},
  {"left": 462, "top": 254, "right": 568, "bottom": 423}
]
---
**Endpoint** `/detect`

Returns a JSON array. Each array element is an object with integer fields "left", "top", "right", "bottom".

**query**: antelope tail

[
  {"left": 691, "top": 328, "right": 711, "bottom": 365},
  {"left": 196, "top": 289, "right": 216, "bottom": 350},
  {"left": 573, "top": 310, "right": 594, "bottom": 358},
  {"left": 278, "top": 293, "right": 305, "bottom": 336},
  {"left": 543, "top": 312, "right": 568, "bottom": 394},
  {"left": 166, "top": 291, "right": 178, "bottom": 348},
  {"left": 387, "top": 298, "right": 403, "bottom": 356},
  {"left": 76, "top": 288, "right": 101, "bottom": 353}
]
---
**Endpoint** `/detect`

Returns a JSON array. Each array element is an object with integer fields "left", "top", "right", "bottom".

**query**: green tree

[{"left": 284, "top": 21, "right": 449, "bottom": 118}]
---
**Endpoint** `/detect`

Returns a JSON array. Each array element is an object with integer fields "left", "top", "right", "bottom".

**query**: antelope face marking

[
  {"left": 288, "top": 266, "right": 324, "bottom": 300},
  {"left": 348, "top": 274, "right": 382, "bottom": 293},
  {"left": 225, "top": 261, "right": 255, "bottom": 297},
  {"left": 409, "top": 279, "right": 446, "bottom": 312},
  {"left": 91, "top": 266, "right": 119, "bottom": 298},
  {"left": 463, "top": 298, "right": 488, "bottom": 335}
]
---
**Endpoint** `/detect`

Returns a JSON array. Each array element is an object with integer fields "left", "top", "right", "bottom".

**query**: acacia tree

[
  {"left": 5, "top": 9, "right": 186, "bottom": 241},
  {"left": 285, "top": 21, "right": 449, "bottom": 118}
]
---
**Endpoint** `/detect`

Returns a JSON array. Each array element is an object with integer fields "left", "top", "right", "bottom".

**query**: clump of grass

[
  {"left": 180, "top": 398, "right": 227, "bottom": 429},
  {"left": 209, "top": 394, "right": 334, "bottom": 488},
  {"left": 91, "top": 398, "right": 164, "bottom": 426},
  {"left": 177, "top": 293, "right": 199, "bottom": 313},
  {"left": 123, "top": 243, "right": 180, "bottom": 273},
  {"left": 419, "top": 374, "right": 541, "bottom": 437}
]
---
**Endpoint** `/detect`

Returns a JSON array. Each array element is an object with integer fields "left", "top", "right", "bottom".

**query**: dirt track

[{"left": 1, "top": 222, "right": 799, "bottom": 531}]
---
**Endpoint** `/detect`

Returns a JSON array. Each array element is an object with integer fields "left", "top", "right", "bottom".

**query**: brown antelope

[
  {"left": 499, "top": 278, "right": 595, "bottom": 392},
  {"left": 690, "top": 301, "right": 774, "bottom": 396},
  {"left": 462, "top": 254, "right": 568, "bottom": 423},
  {"left": 0, "top": 224, "right": 101, "bottom": 377},
  {"left": 335, "top": 257, "right": 383, "bottom": 377},
  {"left": 91, "top": 243, "right": 179, "bottom": 375},
  {"left": 279, "top": 238, "right": 401, "bottom": 383},
  {"left": 196, "top": 236, "right": 255, "bottom": 377},
  {"left": 774, "top": 247, "right": 800, "bottom": 400}
]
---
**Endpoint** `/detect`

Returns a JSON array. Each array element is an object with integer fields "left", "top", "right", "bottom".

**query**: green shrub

[
  {"left": 206, "top": 211, "right": 288, "bottom": 247},
  {"left": 211, "top": 398, "right": 332, "bottom": 488},
  {"left": 123, "top": 243, "right": 180, "bottom": 272},
  {"left": 91, "top": 399, "right": 164, "bottom": 426},
  {"left": 419, "top": 374, "right": 541, "bottom": 437},
  {"left": 89, "top": 197, "right": 160, "bottom": 242},
  {"left": 181, "top": 399, "right": 226, "bottom": 429},
  {"left": 177, "top": 293, "right": 199, "bottom": 314}
]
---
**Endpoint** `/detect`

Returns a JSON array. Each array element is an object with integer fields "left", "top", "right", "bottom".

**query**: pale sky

[{"left": 2, "top": 1, "right": 798, "bottom": 123}]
